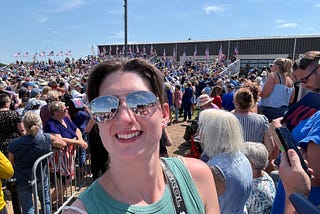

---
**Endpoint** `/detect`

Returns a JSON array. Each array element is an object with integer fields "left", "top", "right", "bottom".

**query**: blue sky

[{"left": 1, "top": 0, "right": 320, "bottom": 64}]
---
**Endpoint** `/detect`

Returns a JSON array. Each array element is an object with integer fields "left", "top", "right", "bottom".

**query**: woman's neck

[
  {"left": 52, "top": 116, "right": 63, "bottom": 123},
  {"left": 235, "top": 108, "right": 250, "bottom": 114},
  {"left": 100, "top": 159, "right": 165, "bottom": 205}
]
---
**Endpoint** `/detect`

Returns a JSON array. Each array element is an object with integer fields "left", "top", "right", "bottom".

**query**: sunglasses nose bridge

[{"left": 116, "top": 97, "right": 136, "bottom": 119}]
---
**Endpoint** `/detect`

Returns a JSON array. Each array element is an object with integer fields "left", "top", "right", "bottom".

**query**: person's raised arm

[
  {"left": 260, "top": 72, "right": 275, "bottom": 98},
  {"left": 279, "top": 149, "right": 312, "bottom": 214}
]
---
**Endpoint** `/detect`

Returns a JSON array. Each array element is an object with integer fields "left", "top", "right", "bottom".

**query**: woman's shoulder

[
  {"left": 178, "top": 157, "right": 213, "bottom": 183},
  {"left": 285, "top": 75, "right": 294, "bottom": 87}
]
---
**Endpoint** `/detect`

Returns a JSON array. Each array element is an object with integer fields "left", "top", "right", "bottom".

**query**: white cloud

[
  {"left": 204, "top": 5, "right": 224, "bottom": 14},
  {"left": 64, "top": 24, "right": 86, "bottom": 30},
  {"left": 32, "top": 14, "right": 48, "bottom": 23},
  {"left": 45, "top": 0, "right": 89, "bottom": 13},
  {"left": 274, "top": 19, "right": 298, "bottom": 29},
  {"left": 275, "top": 21, "right": 298, "bottom": 29},
  {"left": 315, "top": 3, "right": 320, "bottom": 7},
  {"left": 51, "top": 30, "right": 59, "bottom": 35},
  {"left": 108, "top": 31, "right": 124, "bottom": 41},
  {"left": 107, "top": 9, "right": 122, "bottom": 16}
]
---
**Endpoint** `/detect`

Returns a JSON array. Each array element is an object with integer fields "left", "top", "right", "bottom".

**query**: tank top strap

[{"left": 276, "top": 72, "right": 283, "bottom": 84}]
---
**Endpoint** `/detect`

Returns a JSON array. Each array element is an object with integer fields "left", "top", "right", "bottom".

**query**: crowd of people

[{"left": 0, "top": 50, "right": 319, "bottom": 213}]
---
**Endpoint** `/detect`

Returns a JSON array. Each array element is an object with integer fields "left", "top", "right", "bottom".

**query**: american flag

[
  {"left": 33, "top": 52, "right": 37, "bottom": 60},
  {"left": 143, "top": 46, "right": 146, "bottom": 55},
  {"left": 205, "top": 47, "right": 209, "bottom": 60},
  {"left": 116, "top": 46, "right": 119, "bottom": 56},
  {"left": 23, "top": 52, "right": 29, "bottom": 57},
  {"left": 182, "top": 47, "right": 186, "bottom": 61},
  {"left": 163, "top": 49, "right": 166, "bottom": 61},
  {"left": 193, "top": 45, "right": 197, "bottom": 59},
  {"left": 48, "top": 51, "right": 54, "bottom": 56},
  {"left": 172, "top": 48, "right": 176, "bottom": 62},
  {"left": 218, "top": 44, "right": 223, "bottom": 63},
  {"left": 13, "top": 52, "right": 21, "bottom": 57},
  {"left": 39, "top": 51, "right": 46, "bottom": 57},
  {"left": 129, "top": 46, "right": 133, "bottom": 58},
  {"left": 136, "top": 45, "right": 140, "bottom": 54},
  {"left": 109, "top": 46, "right": 112, "bottom": 56},
  {"left": 234, "top": 44, "right": 239, "bottom": 57},
  {"left": 122, "top": 45, "right": 125, "bottom": 55},
  {"left": 65, "top": 50, "right": 72, "bottom": 56},
  {"left": 91, "top": 46, "right": 95, "bottom": 56},
  {"left": 56, "top": 51, "right": 63, "bottom": 56},
  {"left": 102, "top": 47, "right": 107, "bottom": 56},
  {"left": 150, "top": 44, "right": 154, "bottom": 55}
]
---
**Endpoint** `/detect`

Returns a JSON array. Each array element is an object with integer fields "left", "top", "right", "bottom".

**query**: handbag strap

[{"left": 160, "top": 159, "right": 187, "bottom": 214}]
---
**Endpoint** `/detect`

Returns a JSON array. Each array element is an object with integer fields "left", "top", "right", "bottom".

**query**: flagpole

[
  {"left": 227, "top": 40, "right": 230, "bottom": 64},
  {"left": 124, "top": 0, "right": 128, "bottom": 57}
]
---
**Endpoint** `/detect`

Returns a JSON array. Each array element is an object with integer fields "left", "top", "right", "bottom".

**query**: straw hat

[{"left": 197, "top": 94, "right": 214, "bottom": 107}]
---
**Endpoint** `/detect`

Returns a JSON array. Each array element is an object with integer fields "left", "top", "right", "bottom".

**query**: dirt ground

[{"left": 166, "top": 119, "right": 191, "bottom": 157}]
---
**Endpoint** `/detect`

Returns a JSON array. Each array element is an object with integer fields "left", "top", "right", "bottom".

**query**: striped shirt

[{"left": 234, "top": 112, "right": 269, "bottom": 143}]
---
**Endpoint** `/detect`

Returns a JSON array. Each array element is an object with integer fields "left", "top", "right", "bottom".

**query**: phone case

[{"left": 275, "top": 127, "right": 311, "bottom": 178}]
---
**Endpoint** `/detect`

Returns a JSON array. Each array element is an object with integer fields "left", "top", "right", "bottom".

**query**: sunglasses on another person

[
  {"left": 297, "top": 65, "right": 318, "bottom": 84},
  {"left": 89, "top": 90, "right": 159, "bottom": 123}
]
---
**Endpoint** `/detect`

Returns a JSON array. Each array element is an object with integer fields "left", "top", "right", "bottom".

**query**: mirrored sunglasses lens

[
  {"left": 90, "top": 96, "right": 119, "bottom": 123},
  {"left": 126, "top": 91, "right": 158, "bottom": 118}
]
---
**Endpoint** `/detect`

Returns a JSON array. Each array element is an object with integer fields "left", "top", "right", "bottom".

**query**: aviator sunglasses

[{"left": 89, "top": 90, "right": 159, "bottom": 123}]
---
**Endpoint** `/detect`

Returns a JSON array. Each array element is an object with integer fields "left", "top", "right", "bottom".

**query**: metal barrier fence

[{"left": 8, "top": 146, "right": 91, "bottom": 214}]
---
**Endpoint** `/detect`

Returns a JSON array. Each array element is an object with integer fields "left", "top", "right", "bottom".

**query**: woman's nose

[{"left": 116, "top": 100, "right": 135, "bottom": 123}]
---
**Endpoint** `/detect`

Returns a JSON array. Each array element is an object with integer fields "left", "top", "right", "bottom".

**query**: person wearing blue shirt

[{"left": 222, "top": 84, "right": 235, "bottom": 111}]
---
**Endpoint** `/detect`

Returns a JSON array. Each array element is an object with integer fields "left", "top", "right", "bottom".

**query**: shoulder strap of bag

[{"left": 160, "top": 158, "right": 187, "bottom": 214}]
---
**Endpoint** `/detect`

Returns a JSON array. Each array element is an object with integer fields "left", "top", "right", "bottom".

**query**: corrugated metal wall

[{"left": 98, "top": 36, "right": 320, "bottom": 61}]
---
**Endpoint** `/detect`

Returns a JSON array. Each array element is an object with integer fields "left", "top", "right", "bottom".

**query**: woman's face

[
  {"left": 271, "top": 64, "right": 278, "bottom": 72},
  {"left": 97, "top": 71, "right": 169, "bottom": 161},
  {"left": 54, "top": 104, "right": 68, "bottom": 119}
]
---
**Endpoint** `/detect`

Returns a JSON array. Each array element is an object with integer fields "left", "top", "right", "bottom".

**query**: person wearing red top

[{"left": 210, "top": 86, "right": 222, "bottom": 109}]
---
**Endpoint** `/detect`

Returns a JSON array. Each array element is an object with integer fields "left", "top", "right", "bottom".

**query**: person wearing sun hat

[{"left": 197, "top": 94, "right": 219, "bottom": 110}]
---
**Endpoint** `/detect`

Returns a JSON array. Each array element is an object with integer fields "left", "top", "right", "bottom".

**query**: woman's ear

[{"left": 161, "top": 103, "right": 170, "bottom": 121}]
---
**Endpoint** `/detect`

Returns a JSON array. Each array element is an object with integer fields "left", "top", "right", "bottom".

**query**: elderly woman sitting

[{"left": 243, "top": 142, "right": 276, "bottom": 214}]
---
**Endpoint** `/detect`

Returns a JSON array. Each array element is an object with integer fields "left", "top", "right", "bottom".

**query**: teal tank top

[{"left": 78, "top": 157, "right": 205, "bottom": 213}]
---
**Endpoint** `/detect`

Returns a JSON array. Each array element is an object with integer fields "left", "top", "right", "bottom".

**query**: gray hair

[
  {"left": 198, "top": 109, "right": 244, "bottom": 158},
  {"left": 48, "top": 101, "right": 65, "bottom": 115},
  {"left": 243, "top": 142, "right": 269, "bottom": 171},
  {"left": 22, "top": 110, "right": 42, "bottom": 136}
]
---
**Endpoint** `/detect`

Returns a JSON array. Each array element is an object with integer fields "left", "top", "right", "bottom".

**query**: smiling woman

[{"left": 62, "top": 58, "right": 220, "bottom": 213}]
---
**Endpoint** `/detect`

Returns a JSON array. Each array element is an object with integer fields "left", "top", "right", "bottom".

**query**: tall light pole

[{"left": 124, "top": 0, "right": 128, "bottom": 57}]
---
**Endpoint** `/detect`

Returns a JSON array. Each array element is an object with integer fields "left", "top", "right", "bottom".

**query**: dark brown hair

[
  {"left": 0, "top": 94, "right": 10, "bottom": 108},
  {"left": 241, "top": 80, "right": 260, "bottom": 103},
  {"left": 293, "top": 51, "right": 320, "bottom": 71},
  {"left": 210, "top": 86, "right": 222, "bottom": 97},
  {"left": 233, "top": 87, "right": 254, "bottom": 110},
  {"left": 86, "top": 59, "right": 165, "bottom": 105}
]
